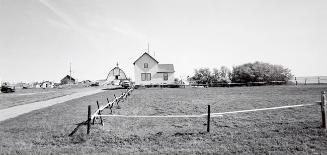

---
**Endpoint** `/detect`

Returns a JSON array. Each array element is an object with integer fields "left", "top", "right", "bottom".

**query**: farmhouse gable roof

[
  {"left": 157, "top": 64, "right": 175, "bottom": 73},
  {"left": 133, "top": 52, "right": 159, "bottom": 65}
]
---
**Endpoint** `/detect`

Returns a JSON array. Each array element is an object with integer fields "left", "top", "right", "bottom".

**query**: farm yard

[{"left": 0, "top": 85, "right": 327, "bottom": 154}]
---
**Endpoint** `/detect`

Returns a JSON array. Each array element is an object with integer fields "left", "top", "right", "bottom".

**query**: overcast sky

[{"left": 0, "top": 0, "right": 326, "bottom": 83}]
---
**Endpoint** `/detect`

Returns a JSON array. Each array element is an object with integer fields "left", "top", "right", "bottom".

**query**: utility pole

[
  {"left": 147, "top": 42, "right": 150, "bottom": 53},
  {"left": 69, "top": 62, "right": 72, "bottom": 84},
  {"left": 147, "top": 42, "right": 155, "bottom": 57}
]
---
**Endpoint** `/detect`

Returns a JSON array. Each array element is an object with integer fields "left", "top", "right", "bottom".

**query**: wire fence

[{"left": 292, "top": 76, "right": 327, "bottom": 84}]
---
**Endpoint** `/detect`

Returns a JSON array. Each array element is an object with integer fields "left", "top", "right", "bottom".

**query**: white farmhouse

[{"left": 133, "top": 52, "right": 175, "bottom": 86}]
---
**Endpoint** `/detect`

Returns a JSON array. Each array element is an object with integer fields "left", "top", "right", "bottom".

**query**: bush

[
  {"left": 190, "top": 68, "right": 212, "bottom": 84},
  {"left": 230, "top": 62, "right": 293, "bottom": 83},
  {"left": 189, "top": 62, "right": 292, "bottom": 85},
  {"left": 189, "top": 66, "right": 231, "bottom": 85}
]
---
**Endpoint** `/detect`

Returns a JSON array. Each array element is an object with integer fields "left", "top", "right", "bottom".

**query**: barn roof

[
  {"left": 106, "top": 65, "right": 128, "bottom": 80},
  {"left": 133, "top": 52, "right": 159, "bottom": 65},
  {"left": 62, "top": 75, "right": 75, "bottom": 81},
  {"left": 110, "top": 66, "right": 123, "bottom": 72},
  {"left": 157, "top": 64, "right": 175, "bottom": 73}
]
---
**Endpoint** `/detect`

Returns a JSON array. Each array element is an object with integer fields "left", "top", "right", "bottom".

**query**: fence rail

[
  {"left": 90, "top": 88, "right": 133, "bottom": 120},
  {"left": 69, "top": 87, "right": 134, "bottom": 136},
  {"left": 93, "top": 114, "right": 223, "bottom": 118},
  {"left": 210, "top": 103, "right": 319, "bottom": 115}
]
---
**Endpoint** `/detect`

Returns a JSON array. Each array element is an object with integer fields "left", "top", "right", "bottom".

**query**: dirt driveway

[{"left": 0, "top": 88, "right": 105, "bottom": 122}]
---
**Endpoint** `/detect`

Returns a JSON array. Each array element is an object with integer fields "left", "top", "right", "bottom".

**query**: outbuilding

[
  {"left": 105, "top": 63, "right": 128, "bottom": 85},
  {"left": 61, "top": 75, "right": 76, "bottom": 85}
]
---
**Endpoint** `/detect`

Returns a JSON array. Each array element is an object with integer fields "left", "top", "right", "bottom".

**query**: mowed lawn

[{"left": 0, "top": 85, "right": 327, "bottom": 154}]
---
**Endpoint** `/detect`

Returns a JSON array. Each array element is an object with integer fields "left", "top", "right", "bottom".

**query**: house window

[
  {"left": 163, "top": 73, "right": 168, "bottom": 81},
  {"left": 141, "top": 73, "right": 146, "bottom": 81},
  {"left": 146, "top": 73, "right": 151, "bottom": 81},
  {"left": 144, "top": 63, "right": 148, "bottom": 68},
  {"left": 141, "top": 73, "right": 151, "bottom": 81}
]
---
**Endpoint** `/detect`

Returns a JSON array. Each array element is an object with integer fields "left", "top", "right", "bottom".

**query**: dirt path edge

[{"left": 0, "top": 89, "right": 105, "bottom": 122}]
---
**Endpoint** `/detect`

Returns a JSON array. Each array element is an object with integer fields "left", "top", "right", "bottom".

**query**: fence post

[
  {"left": 106, "top": 98, "right": 110, "bottom": 108},
  {"left": 305, "top": 79, "right": 307, "bottom": 85},
  {"left": 92, "top": 101, "right": 98, "bottom": 125},
  {"left": 318, "top": 77, "right": 320, "bottom": 85},
  {"left": 97, "top": 101, "right": 104, "bottom": 126},
  {"left": 321, "top": 91, "right": 326, "bottom": 129},
  {"left": 122, "top": 92, "right": 125, "bottom": 101},
  {"left": 108, "top": 97, "right": 113, "bottom": 114},
  {"left": 207, "top": 105, "right": 210, "bottom": 132},
  {"left": 87, "top": 105, "right": 91, "bottom": 134},
  {"left": 115, "top": 94, "right": 121, "bottom": 109}
]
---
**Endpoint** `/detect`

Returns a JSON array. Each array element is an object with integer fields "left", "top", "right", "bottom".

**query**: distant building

[
  {"left": 133, "top": 52, "right": 175, "bottom": 86},
  {"left": 105, "top": 63, "right": 128, "bottom": 85},
  {"left": 79, "top": 80, "right": 93, "bottom": 87},
  {"left": 32, "top": 82, "right": 41, "bottom": 88},
  {"left": 61, "top": 75, "right": 76, "bottom": 84},
  {"left": 79, "top": 80, "right": 92, "bottom": 84},
  {"left": 14, "top": 82, "right": 29, "bottom": 89},
  {"left": 41, "top": 81, "right": 54, "bottom": 88}
]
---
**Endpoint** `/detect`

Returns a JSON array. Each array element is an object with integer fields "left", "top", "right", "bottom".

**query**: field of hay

[{"left": 0, "top": 85, "right": 327, "bottom": 154}]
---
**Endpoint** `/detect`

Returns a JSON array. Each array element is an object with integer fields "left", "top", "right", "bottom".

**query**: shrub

[
  {"left": 189, "top": 62, "right": 292, "bottom": 85},
  {"left": 190, "top": 66, "right": 231, "bottom": 85},
  {"left": 230, "top": 62, "right": 293, "bottom": 83},
  {"left": 190, "top": 68, "right": 212, "bottom": 84}
]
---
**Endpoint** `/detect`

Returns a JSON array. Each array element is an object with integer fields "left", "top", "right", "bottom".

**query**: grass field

[{"left": 0, "top": 85, "right": 327, "bottom": 154}]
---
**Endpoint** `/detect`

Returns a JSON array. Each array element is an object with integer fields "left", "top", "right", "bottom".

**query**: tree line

[{"left": 188, "top": 61, "right": 293, "bottom": 85}]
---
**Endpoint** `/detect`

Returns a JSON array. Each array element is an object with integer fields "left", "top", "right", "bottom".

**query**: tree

[
  {"left": 191, "top": 68, "right": 212, "bottom": 84},
  {"left": 212, "top": 68, "right": 220, "bottom": 82},
  {"left": 218, "top": 66, "right": 231, "bottom": 83},
  {"left": 230, "top": 61, "right": 293, "bottom": 83}
]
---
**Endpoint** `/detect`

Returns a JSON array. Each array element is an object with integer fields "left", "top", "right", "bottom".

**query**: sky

[{"left": 0, "top": 0, "right": 326, "bottom": 83}]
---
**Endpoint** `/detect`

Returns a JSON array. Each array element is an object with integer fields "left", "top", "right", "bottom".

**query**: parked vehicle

[
  {"left": 120, "top": 80, "right": 131, "bottom": 88},
  {"left": 90, "top": 82, "right": 99, "bottom": 87},
  {"left": 1, "top": 83, "right": 15, "bottom": 93}
]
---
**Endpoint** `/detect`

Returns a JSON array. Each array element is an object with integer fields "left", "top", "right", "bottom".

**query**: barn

[
  {"left": 105, "top": 63, "right": 128, "bottom": 85},
  {"left": 61, "top": 75, "right": 76, "bottom": 85}
]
